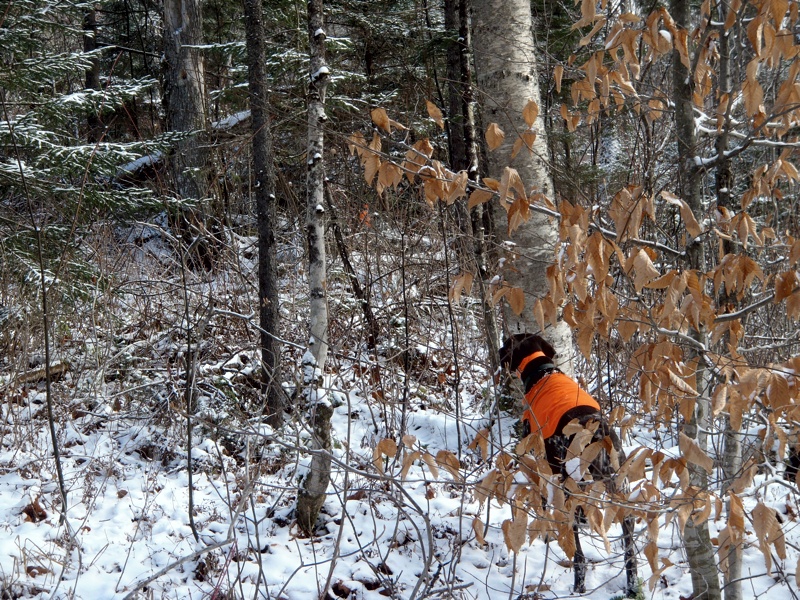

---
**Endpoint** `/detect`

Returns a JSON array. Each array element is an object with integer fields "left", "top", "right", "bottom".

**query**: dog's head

[{"left": 499, "top": 333, "right": 556, "bottom": 373}]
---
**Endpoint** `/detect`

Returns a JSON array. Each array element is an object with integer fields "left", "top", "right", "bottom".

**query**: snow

[
  {"left": 116, "top": 152, "right": 164, "bottom": 177},
  {"left": 2, "top": 220, "right": 800, "bottom": 600},
  {"left": 311, "top": 66, "right": 330, "bottom": 80},
  {"left": 211, "top": 110, "right": 251, "bottom": 130}
]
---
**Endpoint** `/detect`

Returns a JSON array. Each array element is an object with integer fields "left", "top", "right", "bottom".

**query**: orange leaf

[
  {"left": 506, "top": 286, "right": 525, "bottom": 315},
  {"left": 522, "top": 99, "right": 539, "bottom": 126},
  {"left": 468, "top": 188, "right": 493, "bottom": 210},
  {"left": 554, "top": 65, "right": 564, "bottom": 93},
  {"left": 371, "top": 107, "right": 392, "bottom": 132},
  {"left": 426, "top": 100, "right": 444, "bottom": 129},
  {"left": 485, "top": 123, "right": 505, "bottom": 151}
]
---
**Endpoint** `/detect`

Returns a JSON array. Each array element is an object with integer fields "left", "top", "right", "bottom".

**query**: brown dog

[{"left": 499, "top": 333, "right": 637, "bottom": 596}]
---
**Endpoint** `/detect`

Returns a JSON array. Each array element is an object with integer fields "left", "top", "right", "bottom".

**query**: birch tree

[
  {"left": 472, "top": 0, "right": 575, "bottom": 374},
  {"left": 296, "top": 0, "right": 332, "bottom": 534}
]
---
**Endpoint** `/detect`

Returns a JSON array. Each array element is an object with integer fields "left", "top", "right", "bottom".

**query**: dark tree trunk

[
  {"left": 445, "top": 0, "right": 467, "bottom": 172},
  {"left": 164, "top": 0, "right": 207, "bottom": 201},
  {"left": 83, "top": 9, "right": 103, "bottom": 143},
  {"left": 244, "top": 0, "right": 283, "bottom": 427}
]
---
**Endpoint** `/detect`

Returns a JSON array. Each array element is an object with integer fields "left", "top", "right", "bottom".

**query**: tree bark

[
  {"left": 83, "top": 8, "right": 103, "bottom": 143},
  {"left": 445, "top": 0, "right": 467, "bottom": 173},
  {"left": 297, "top": 0, "right": 332, "bottom": 534},
  {"left": 671, "top": 0, "right": 722, "bottom": 595},
  {"left": 244, "top": 0, "right": 283, "bottom": 427},
  {"left": 472, "top": 0, "right": 574, "bottom": 375},
  {"left": 715, "top": 5, "right": 742, "bottom": 597},
  {"left": 164, "top": 0, "right": 207, "bottom": 201},
  {"left": 453, "top": 0, "right": 500, "bottom": 373},
  {"left": 296, "top": 401, "right": 333, "bottom": 533},
  {"left": 305, "top": 0, "right": 329, "bottom": 370}
]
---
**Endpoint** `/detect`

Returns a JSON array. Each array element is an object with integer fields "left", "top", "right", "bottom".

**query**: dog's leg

[{"left": 573, "top": 516, "right": 586, "bottom": 594}]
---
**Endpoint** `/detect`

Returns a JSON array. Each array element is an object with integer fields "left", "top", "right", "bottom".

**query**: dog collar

[{"left": 516, "top": 351, "right": 546, "bottom": 378}]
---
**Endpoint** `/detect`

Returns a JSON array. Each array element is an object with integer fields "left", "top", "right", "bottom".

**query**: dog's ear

[
  {"left": 499, "top": 335, "right": 523, "bottom": 371},
  {"left": 538, "top": 337, "right": 557, "bottom": 359},
  {"left": 500, "top": 333, "right": 550, "bottom": 372}
]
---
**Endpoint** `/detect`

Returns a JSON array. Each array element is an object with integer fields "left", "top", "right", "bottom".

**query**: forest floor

[{"left": 0, "top": 220, "right": 798, "bottom": 600}]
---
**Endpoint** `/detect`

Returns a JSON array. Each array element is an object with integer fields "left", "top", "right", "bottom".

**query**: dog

[{"left": 499, "top": 333, "right": 637, "bottom": 596}]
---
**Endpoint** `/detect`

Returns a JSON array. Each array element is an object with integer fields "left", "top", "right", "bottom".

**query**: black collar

[{"left": 522, "top": 363, "right": 560, "bottom": 392}]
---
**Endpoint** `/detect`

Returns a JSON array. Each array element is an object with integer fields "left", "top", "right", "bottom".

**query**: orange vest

[{"left": 519, "top": 355, "right": 600, "bottom": 439}]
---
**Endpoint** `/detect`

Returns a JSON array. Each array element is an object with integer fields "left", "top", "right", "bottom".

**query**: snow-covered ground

[{"left": 1, "top": 226, "right": 799, "bottom": 600}]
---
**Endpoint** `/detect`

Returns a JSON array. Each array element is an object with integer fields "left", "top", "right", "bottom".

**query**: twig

[{"left": 120, "top": 537, "right": 235, "bottom": 600}]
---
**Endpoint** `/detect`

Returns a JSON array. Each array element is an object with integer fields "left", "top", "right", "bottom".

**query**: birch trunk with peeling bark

[
  {"left": 296, "top": 0, "right": 332, "bottom": 534},
  {"left": 305, "top": 0, "right": 329, "bottom": 370},
  {"left": 472, "top": 0, "right": 574, "bottom": 374},
  {"left": 244, "top": 0, "right": 283, "bottom": 427}
]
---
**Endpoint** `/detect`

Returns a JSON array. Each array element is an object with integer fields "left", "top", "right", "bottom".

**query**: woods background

[{"left": 1, "top": 0, "right": 800, "bottom": 598}]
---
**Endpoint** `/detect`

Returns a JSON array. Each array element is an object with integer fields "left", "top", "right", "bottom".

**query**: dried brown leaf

[
  {"left": 502, "top": 513, "right": 528, "bottom": 553},
  {"left": 436, "top": 450, "right": 462, "bottom": 482},
  {"left": 473, "top": 517, "right": 486, "bottom": 545},
  {"left": 678, "top": 432, "right": 714, "bottom": 474},
  {"left": 426, "top": 100, "right": 444, "bottom": 129},
  {"left": 371, "top": 107, "right": 392, "bottom": 132},
  {"left": 522, "top": 99, "right": 539, "bottom": 126},
  {"left": 485, "top": 123, "right": 505, "bottom": 151},
  {"left": 467, "top": 188, "right": 493, "bottom": 210},
  {"left": 400, "top": 450, "right": 421, "bottom": 480}
]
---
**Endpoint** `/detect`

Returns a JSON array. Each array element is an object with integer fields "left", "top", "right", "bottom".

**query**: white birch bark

[
  {"left": 297, "top": 0, "right": 332, "bottom": 534},
  {"left": 472, "top": 0, "right": 574, "bottom": 374},
  {"left": 305, "top": 0, "right": 329, "bottom": 370}
]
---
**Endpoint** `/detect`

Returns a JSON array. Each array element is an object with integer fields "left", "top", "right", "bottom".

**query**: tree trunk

[
  {"left": 715, "top": 5, "right": 742, "bottom": 597},
  {"left": 83, "top": 8, "right": 102, "bottom": 143},
  {"left": 296, "top": 401, "right": 333, "bottom": 533},
  {"left": 671, "top": 0, "right": 722, "bottom": 595},
  {"left": 453, "top": 0, "right": 500, "bottom": 373},
  {"left": 472, "top": 0, "right": 574, "bottom": 375},
  {"left": 305, "top": 0, "right": 329, "bottom": 370},
  {"left": 244, "top": 0, "right": 283, "bottom": 427},
  {"left": 164, "top": 0, "right": 207, "bottom": 201},
  {"left": 297, "top": 0, "right": 332, "bottom": 535},
  {"left": 445, "top": 0, "right": 467, "bottom": 173}
]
